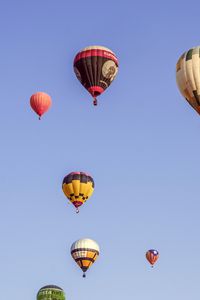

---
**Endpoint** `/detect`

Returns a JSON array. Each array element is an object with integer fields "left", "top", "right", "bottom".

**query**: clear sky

[{"left": 0, "top": 0, "right": 200, "bottom": 299}]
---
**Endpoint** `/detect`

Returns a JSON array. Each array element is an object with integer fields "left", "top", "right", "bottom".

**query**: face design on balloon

[{"left": 102, "top": 60, "right": 118, "bottom": 82}]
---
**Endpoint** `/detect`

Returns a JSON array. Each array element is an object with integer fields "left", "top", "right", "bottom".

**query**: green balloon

[{"left": 37, "top": 285, "right": 65, "bottom": 300}]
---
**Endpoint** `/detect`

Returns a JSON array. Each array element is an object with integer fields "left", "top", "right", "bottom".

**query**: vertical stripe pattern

[
  {"left": 176, "top": 46, "right": 200, "bottom": 114},
  {"left": 30, "top": 92, "right": 52, "bottom": 118},
  {"left": 74, "top": 45, "right": 118, "bottom": 104}
]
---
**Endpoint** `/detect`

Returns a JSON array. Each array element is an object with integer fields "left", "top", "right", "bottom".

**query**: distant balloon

[
  {"left": 176, "top": 46, "right": 200, "bottom": 115},
  {"left": 30, "top": 92, "right": 52, "bottom": 119},
  {"left": 37, "top": 285, "right": 65, "bottom": 300},
  {"left": 146, "top": 249, "right": 159, "bottom": 267},
  {"left": 71, "top": 238, "right": 100, "bottom": 277},
  {"left": 62, "top": 172, "right": 94, "bottom": 213},
  {"left": 73, "top": 45, "right": 119, "bottom": 105}
]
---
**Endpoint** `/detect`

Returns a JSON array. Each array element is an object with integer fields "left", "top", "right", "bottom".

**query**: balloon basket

[{"left": 93, "top": 98, "right": 97, "bottom": 106}]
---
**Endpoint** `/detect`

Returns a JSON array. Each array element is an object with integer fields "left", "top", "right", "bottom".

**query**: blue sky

[{"left": 0, "top": 0, "right": 200, "bottom": 299}]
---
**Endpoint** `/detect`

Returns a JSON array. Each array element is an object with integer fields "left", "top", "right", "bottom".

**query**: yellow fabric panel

[
  {"left": 91, "top": 254, "right": 98, "bottom": 262},
  {"left": 86, "top": 250, "right": 98, "bottom": 259},
  {"left": 72, "top": 180, "right": 80, "bottom": 196},
  {"left": 81, "top": 259, "right": 92, "bottom": 268},
  {"left": 85, "top": 182, "right": 93, "bottom": 197},
  {"left": 63, "top": 183, "right": 74, "bottom": 198},
  {"left": 62, "top": 184, "right": 68, "bottom": 197},
  {"left": 79, "top": 182, "right": 87, "bottom": 197},
  {"left": 87, "top": 186, "right": 94, "bottom": 199}
]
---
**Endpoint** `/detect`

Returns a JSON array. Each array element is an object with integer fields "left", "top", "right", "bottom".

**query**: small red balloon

[{"left": 30, "top": 92, "right": 52, "bottom": 119}]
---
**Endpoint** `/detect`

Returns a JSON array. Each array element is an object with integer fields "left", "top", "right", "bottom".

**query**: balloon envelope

[
  {"left": 37, "top": 285, "right": 65, "bottom": 300},
  {"left": 176, "top": 46, "right": 200, "bottom": 114},
  {"left": 30, "top": 92, "right": 52, "bottom": 119},
  {"left": 73, "top": 45, "right": 119, "bottom": 105},
  {"left": 62, "top": 172, "right": 94, "bottom": 211},
  {"left": 146, "top": 249, "right": 159, "bottom": 266},
  {"left": 71, "top": 238, "right": 100, "bottom": 277}
]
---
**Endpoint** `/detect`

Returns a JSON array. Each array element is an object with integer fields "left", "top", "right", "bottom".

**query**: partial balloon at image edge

[{"left": 176, "top": 46, "right": 200, "bottom": 115}]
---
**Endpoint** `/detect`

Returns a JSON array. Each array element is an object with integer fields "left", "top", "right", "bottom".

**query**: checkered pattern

[
  {"left": 71, "top": 238, "right": 100, "bottom": 275},
  {"left": 62, "top": 172, "right": 94, "bottom": 209}
]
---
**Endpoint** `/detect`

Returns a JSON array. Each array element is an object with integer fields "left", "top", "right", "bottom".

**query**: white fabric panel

[{"left": 71, "top": 238, "right": 100, "bottom": 252}]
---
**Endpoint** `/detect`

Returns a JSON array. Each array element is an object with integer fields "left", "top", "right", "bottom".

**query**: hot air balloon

[
  {"left": 73, "top": 45, "right": 119, "bottom": 106},
  {"left": 37, "top": 285, "right": 65, "bottom": 300},
  {"left": 71, "top": 238, "right": 100, "bottom": 277},
  {"left": 176, "top": 46, "right": 200, "bottom": 115},
  {"left": 146, "top": 249, "right": 159, "bottom": 267},
  {"left": 30, "top": 92, "right": 52, "bottom": 119},
  {"left": 62, "top": 172, "right": 94, "bottom": 213}
]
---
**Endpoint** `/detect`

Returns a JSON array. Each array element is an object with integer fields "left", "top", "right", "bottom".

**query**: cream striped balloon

[
  {"left": 176, "top": 46, "right": 200, "bottom": 114},
  {"left": 71, "top": 238, "right": 100, "bottom": 277}
]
